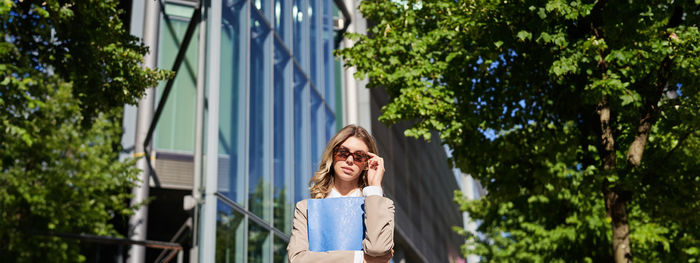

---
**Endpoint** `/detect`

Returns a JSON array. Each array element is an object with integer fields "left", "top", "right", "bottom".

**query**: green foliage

[
  {"left": 0, "top": 0, "right": 168, "bottom": 261},
  {"left": 338, "top": 0, "right": 700, "bottom": 262}
]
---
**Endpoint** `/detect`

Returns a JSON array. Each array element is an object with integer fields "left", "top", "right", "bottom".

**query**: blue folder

[{"left": 307, "top": 197, "right": 365, "bottom": 252}]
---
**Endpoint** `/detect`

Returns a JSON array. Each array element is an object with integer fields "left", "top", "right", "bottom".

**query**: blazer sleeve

[
  {"left": 362, "top": 195, "right": 395, "bottom": 256},
  {"left": 287, "top": 200, "right": 355, "bottom": 263}
]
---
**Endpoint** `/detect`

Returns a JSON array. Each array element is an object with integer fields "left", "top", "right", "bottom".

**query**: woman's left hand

[{"left": 366, "top": 152, "right": 385, "bottom": 187}]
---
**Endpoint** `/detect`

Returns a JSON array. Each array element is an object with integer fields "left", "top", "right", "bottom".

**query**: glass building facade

[
  {"left": 124, "top": 0, "right": 466, "bottom": 262},
  {"left": 145, "top": 0, "right": 342, "bottom": 261}
]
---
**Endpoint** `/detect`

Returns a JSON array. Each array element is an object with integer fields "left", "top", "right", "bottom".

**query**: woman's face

[{"left": 333, "top": 136, "right": 370, "bottom": 186}]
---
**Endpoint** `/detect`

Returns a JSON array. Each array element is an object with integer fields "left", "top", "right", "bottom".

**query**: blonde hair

[{"left": 309, "top": 125, "right": 378, "bottom": 199}]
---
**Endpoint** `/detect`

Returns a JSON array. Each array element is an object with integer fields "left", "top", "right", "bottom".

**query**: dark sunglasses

[{"left": 333, "top": 146, "right": 371, "bottom": 165}]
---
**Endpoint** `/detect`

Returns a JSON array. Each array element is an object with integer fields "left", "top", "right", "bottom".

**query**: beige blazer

[{"left": 287, "top": 195, "right": 395, "bottom": 262}]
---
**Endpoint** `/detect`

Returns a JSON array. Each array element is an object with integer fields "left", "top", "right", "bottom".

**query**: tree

[
  {"left": 0, "top": 0, "right": 168, "bottom": 261},
  {"left": 338, "top": 1, "right": 700, "bottom": 262}
]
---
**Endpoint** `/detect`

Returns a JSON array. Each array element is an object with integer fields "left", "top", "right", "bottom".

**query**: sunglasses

[{"left": 333, "top": 146, "right": 371, "bottom": 166}]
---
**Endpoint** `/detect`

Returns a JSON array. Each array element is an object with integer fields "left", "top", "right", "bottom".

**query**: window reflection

[
  {"left": 274, "top": 39, "right": 292, "bottom": 234},
  {"left": 309, "top": 0, "right": 318, "bottom": 86},
  {"left": 294, "top": 66, "right": 308, "bottom": 203},
  {"left": 274, "top": 0, "right": 287, "bottom": 42},
  {"left": 325, "top": 107, "right": 335, "bottom": 144},
  {"left": 274, "top": 236, "right": 288, "bottom": 263},
  {"left": 310, "top": 89, "right": 322, "bottom": 171},
  {"left": 211, "top": 0, "right": 342, "bottom": 260},
  {"left": 249, "top": 7, "right": 271, "bottom": 222},
  {"left": 293, "top": 0, "right": 305, "bottom": 66},
  {"left": 219, "top": 0, "right": 246, "bottom": 204},
  {"left": 248, "top": 222, "right": 271, "bottom": 263},
  {"left": 252, "top": 0, "right": 269, "bottom": 19},
  {"left": 216, "top": 200, "right": 244, "bottom": 263}
]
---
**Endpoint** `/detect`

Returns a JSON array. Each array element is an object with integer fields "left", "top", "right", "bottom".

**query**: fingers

[
  {"left": 365, "top": 152, "right": 386, "bottom": 187},
  {"left": 365, "top": 152, "right": 384, "bottom": 170}
]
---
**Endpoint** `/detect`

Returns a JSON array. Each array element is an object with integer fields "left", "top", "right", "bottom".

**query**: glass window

[
  {"left": 325, "top": 107, "right": 335, "bottom": 143},
  {"left": 273, "top": 39, "right": 293, "bottom": 234},
  {"left": 252, "top": 0, "right": 271, "bottom": 20},
  {"left": 322, "top": 0, "right": 334, "bottom": 109},
  {"left": 274, "top": 0, "right": 288, "bottom": 43},
  {"left": 322, "top": 0, "right": 336, "bottom": 135},
  {"left": 155, "top": 4, "right": 198, "bottom": 153},
  {"left": 323, "top": 0, "right": 332, "bottom": 29},
  {"left": 219, "top": 0, "right": 246, "bottom": 204},
  {"left": 309, "top": 0, "right": 319, "bottom": 87},
  {"left": 248, "top": 221, "right": 271, "bottom": 263},
  {"left": 216, "top": 200, "right": 244, "bottom": 263},
  {"left": 293, "top": 0, "right": 306, "bottom": 68},
  {"left": 323, "top": 39, "right": 334, "bottom": 109},
  {"left": 334, "top": 55, "right": 344, "bottom": 130},
  {"left": 274, "top": 236, "right": 288, "bottom": 263},
  {"left": 310, "top": 89, "right": 323, "bottom": 171},
  {"left": 249, "top": 7, "right": 272, "bottom": 222},
  {"left": 294, "top": 66, "right": 309, "bottom": 203},
  {"left": 209, "top": 1, "right": 345, "bottom": 261}
]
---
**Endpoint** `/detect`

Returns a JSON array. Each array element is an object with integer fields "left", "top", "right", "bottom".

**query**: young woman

[{"left": 287, "top": 125, "right": 395, "bottom": 263}]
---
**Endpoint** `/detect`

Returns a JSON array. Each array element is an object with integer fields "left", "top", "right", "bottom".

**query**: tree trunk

[
  {"left": 604, "top": 188, "right": 632, "bottom": 263},
  {"left": 597, "top": 97, "right": 633, "bottom": 263}
]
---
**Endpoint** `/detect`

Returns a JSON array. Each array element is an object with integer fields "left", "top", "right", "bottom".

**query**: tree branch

[
  {"left": 626, "top": 58, "right": 672, "bottom": 167},
  {"left": 626, "top": 3, "right": 683, "bottom": 167}
]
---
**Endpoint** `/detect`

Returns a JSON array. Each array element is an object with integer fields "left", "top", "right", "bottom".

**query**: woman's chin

[{"left": 335, "top": 174, "right": 360, "bottom": 184}]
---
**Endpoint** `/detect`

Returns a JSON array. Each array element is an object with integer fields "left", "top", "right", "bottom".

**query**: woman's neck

[{"left": 333, "top": 179, "right": 360, "bottom": 196}]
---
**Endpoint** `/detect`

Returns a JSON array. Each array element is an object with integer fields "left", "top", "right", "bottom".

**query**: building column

[
  {"left": 199, "top": 0, "right": 222, "bottom": 261},
  {"left": 462, "top": 173, "right": 481, "bottom": 263},
  {"left": 342, "top": 0, "right": 358, "bottom": 126},
  {"left": 127, "top": 0, "right": 160, "bottom": 262},
  {"left": 341, "top": 0, "right": 372, "bottom": 131},
  {"left": 189, "top": 2, "right": 208, "bottom": 262}
]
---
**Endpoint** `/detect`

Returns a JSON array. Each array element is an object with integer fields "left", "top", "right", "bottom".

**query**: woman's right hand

[
  {"left": 365, "top": 152, "right": 385, "bottom": 187},
  {"left": 364, "top": 249, "right": 394, "bottom": 263}
]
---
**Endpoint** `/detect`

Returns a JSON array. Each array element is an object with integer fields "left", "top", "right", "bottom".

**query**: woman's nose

[{"left": 345, "top": 155, "right": 354, "bottom": 165}]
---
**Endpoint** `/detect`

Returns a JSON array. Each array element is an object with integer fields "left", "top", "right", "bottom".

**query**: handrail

[{"left": 35, "top": 232, "right": 183, "bottom": 263}]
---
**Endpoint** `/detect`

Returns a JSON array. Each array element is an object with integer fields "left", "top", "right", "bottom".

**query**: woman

[{"left": 287, "top": 125, "right": 395, "bottom": 263}]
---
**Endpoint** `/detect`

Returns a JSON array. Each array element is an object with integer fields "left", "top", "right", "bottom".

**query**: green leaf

[
  {"left": 538, "top": 32, "right": 552, "bottom": 43},
  {"left": 620, "top": 92, "right": 640, "bottom": 106},
  {"left": 0, "top": 0, "right": 13, "bottom": 14},
  {"left": 494, "top": 41, "right": 504, "bottom": 48},
  {"left": 517, "top": 30, "right": 533, "bottom": 41},
  {"left": 537, "top": 7, "right": 547, "bottom": 19}
]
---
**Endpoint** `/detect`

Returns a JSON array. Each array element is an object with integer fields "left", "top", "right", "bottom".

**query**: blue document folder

[{"left": 307, "top": 197, "right": 365, "bottom": 252}]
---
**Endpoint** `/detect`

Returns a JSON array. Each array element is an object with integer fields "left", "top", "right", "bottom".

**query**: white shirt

[
  {"left": 326, "top": 186, "right": 384, "bottom": 263},
  {"left": 326, "top": 186, "right": 383, "bottom": 198}
]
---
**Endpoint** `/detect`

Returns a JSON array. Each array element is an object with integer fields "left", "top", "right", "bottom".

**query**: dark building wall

[
  {"left": 146, "top": 188, "right": 192, "bottom": 262},
  {"left": 370, "top": 88, "right": 464, "bottom": 263}
]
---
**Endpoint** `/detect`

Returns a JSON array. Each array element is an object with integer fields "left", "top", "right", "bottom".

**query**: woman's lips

[{"left": 341, "top": 167, "right": 354, "bottom": 174}]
